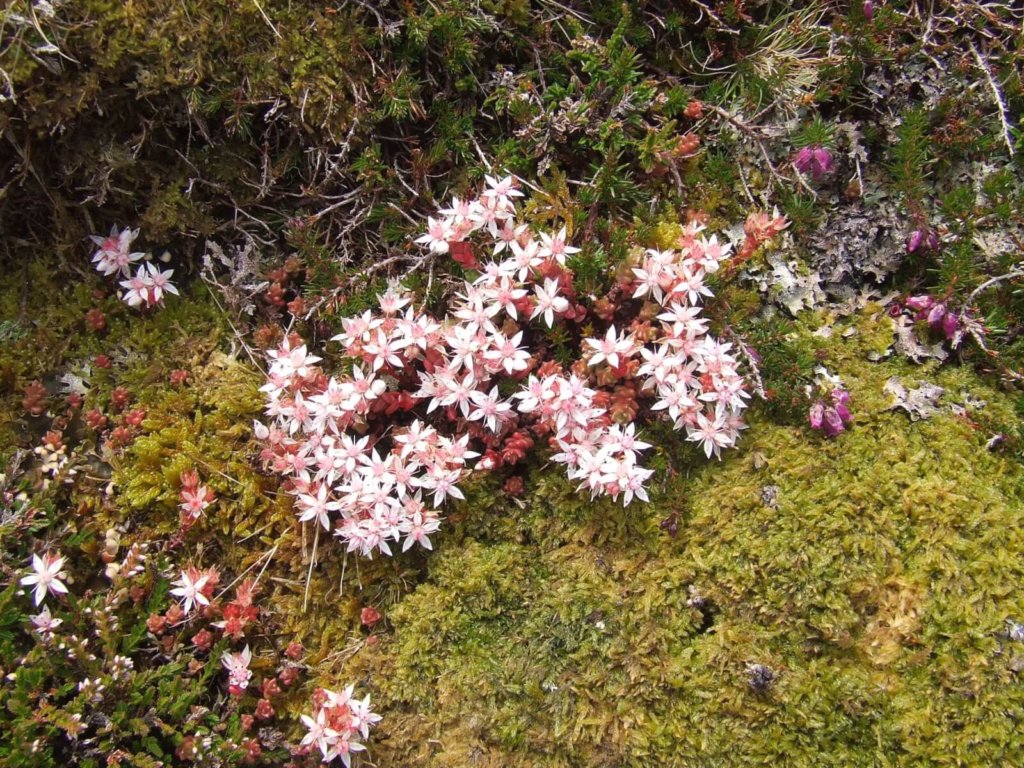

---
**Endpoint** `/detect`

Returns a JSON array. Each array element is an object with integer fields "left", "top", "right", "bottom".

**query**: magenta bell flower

[
  {"left": 905, "top": 295, "right": 933, "bottom": 312},
  {"left": 907, "top": 228, "right": 940, "bottom": 254},
  {"left": 822, "top": 407, "right": 845, "bottom": 437},
  {"left": 927, "top": 302, "right": 947, "bottom": 328},
  {"left": 863, "top": 1, "right": 874, "bottom": 21},
  {"left": 811, "top": 389, "right": 852, "bottom": 438},
  {"left": 831, "top": 389, "right": 852, "bottom": 426},
  {"left": 941, "top": 311, "right": 959, "bottom": 339},
  {"left": 794, "top": 145, "right": 833, "bottom": 181},
  {"left": 809, "top": 401, "right": 825, "bottom": 430}
]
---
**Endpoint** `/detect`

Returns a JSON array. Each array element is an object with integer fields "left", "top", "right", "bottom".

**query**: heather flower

[
  {"left": 904, "top": 294, "right": 934, "bottom": 312},
  {"left": 809, "top": 401, "right": 825, "bottom": 430},
  {"left": 941, "top": 311, "right": 959, "bottom": 339},
  {"left": 20, "top": 551, "right": 69, "bottom": 606},
  {"left": 793, "top": 145, "right": 833, "bottom": 181},
  {"left": 822, "top": 406, "right": 845, "bottom": 437},
  {"left": 906, "top": 228, "right": 940, "bottom": 254},
  {"left": 809, "top": 386, "right": 851, "bottom": 438},
  {"left": 863, "top": 0, "right": 874, "bottom": 20}
]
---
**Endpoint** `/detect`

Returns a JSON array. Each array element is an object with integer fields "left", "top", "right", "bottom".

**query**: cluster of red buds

[
  {"left": 22, "top": 380, "right": 48, "bottom": 417},
  {"left": 263, "top": 255, "right": 306, "bottom": 316}
]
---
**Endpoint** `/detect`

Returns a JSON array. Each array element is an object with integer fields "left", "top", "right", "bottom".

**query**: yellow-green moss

[{"left": 361, "top": 308, "right": 1024, "bottom": 767}]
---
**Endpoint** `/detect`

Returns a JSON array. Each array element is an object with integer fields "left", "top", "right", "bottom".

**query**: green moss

[{"left": 364, "top": 309, "right": 1024, "bottom": 766}]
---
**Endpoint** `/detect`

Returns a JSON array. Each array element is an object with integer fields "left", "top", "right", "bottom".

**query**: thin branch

[
  {"left": 969, "top": 41, "right": 1015, "bottom": 157},
  {"left": 969, "top": 267, "right": 1024, "bottom": 301},
  {"left": 250, "top": 0, "right": 281, "bottom": 38}
]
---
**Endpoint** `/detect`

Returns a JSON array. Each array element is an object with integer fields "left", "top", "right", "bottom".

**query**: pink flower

[
  {"left": 822, "top": 407, "right": 845, "bottom": 437},
  {"left": 793, "top": 145, "right": 833, "bottom": 181},
  {"left": 415, "top": 217, "right": 452, "bottom": 254},
  {"left": 906, "top": 228, "right": 940, "bottom": 254},
  {"left": 904, "top": 295, "right": 934, "bottom": 312},
  {"left": 222, "top": 645, "right": 253, "bottom": 695},
  {"left": 180, "top": 484, "right": 215, "bottom": 519},
  {"left": 941, "top": 311, "right": 959, "bottom": 339},
  {"left": 809, "top": 401, "right": 825, "bottom": 430},
  {"left": 90, "top": 226, "right": 144, "bottom": 277}
]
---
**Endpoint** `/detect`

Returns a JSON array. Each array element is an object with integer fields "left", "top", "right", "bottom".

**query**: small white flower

[{"left": 20, "top": 552, "right": 69, "bottom": 606}]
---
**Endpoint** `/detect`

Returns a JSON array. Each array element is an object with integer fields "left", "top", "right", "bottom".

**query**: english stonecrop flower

[{"left": 256, "top": 174, "right": 754, "bottom": 564}]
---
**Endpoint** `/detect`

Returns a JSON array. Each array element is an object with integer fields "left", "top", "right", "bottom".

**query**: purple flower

[
  {"left": 793, "top": 145, "right": 833, "bottom": 181},
  {"left": 863, "top": 1, "right": 874, "bottom": 21},
  {"left": 809, "top": 401, "right": 825, "bottom": 430},
  {"left": 941, "top": 311, "right": 959, "bottom": 339},
  {"left": 835, "top": 401, "right": 852, "bottom": 425},
  {"left": 904, "top": 295, "right": 933, "bottom": 312},
  {"left": 906, "top": 230, "right": 925, "bottom": 254},
  {"left": 822, "top": 407, "right": 845, "bottom": 437},
  {"left": 927, "top": 302, "right": 947, "bottom": 328},
  {"left": 907, "top": 228, "right": 940, "bottom": 254}
]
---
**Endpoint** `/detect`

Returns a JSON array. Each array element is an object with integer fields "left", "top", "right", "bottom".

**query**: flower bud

[
  {"left": 863, "top": 1, "right": 874, "bottom": 20},
  {"left": 905, "top": 295, "right": 933, "bottom": 312},
  {"left": 942, "top": 311, "right": 959, "bottom": 339},
  {"left": 927, "top": 302, "right": 947, "bottom": 328},
  {"left": 823, "top": 407, "right": 845, "bottom": 437},
  {"left": 906, "top": 230, "right": 925, "bottom": 253},
  {"left": 809, "top": 401, "right": 825, "bottom": 430}
]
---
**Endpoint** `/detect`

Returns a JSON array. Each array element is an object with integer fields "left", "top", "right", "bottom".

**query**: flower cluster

[
  {"left": 257, "top": 175, "right": 750, "bottom": 559},
  {"left": 299, "top": 686, "right": 382, "bottom": 766},
  {"left": 793, "top": 145, "right": 833, "bottom": 181},
  {"left": 904, "top": 294, "right": 964, "bottom": 346},
  {"left": 809, "top": 388, "right": 852, "bottom": 437},
  {"left": 89, "top": 226, "right": 178, "bottom": 309}
]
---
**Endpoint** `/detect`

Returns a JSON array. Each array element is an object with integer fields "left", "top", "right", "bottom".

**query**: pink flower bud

[
  {"left": 823, "top": 407, "right": 845, "bottom": 437},
  {"left": 863, "top": 1, "right": 874, "bottom": 20},
  {"left": 809, "top": 401, "right": 825, "bottom": 430},
  {"left": 905, "top": 295, "right": 933, "bottom": 312},
  {"left": 794, "top": 145, "right": 833, "bottom": 181},
  {"left": 906, "top": 230, "right": 925, "bottom": 253},
  {"left": 835, "top": 401, "right": 852, "bottom": 426},
  {"left": 942, "top": 311, "right": 959, "bottom": 339},
  {"left": 812, "top": 147, "right": 833, "bottom": 175},
  {"left": 927, "top": 302, "right": 947, "bottom": 328}
]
